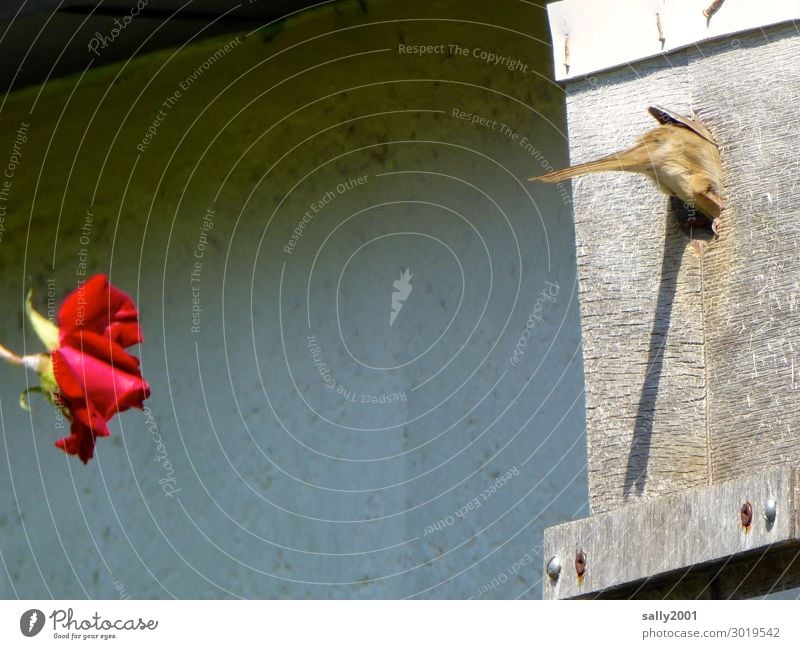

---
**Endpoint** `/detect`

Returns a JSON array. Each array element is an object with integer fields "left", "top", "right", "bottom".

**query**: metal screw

[
  {"left": 763, "top": 498, "right": 777, "bottom": 523},
  {"left": 740, "top": 501, "right": 753, "bottom": 527},
  {"left": 575, "top": 550, "right": 587, "bottom": 578},
  {"left": 546, "top": 556, "right": 562, "bottom": 580}
]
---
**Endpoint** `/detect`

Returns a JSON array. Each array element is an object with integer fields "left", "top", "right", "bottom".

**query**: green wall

[{"left": 0, "top": 0, "right": 586, "bottom": 598}]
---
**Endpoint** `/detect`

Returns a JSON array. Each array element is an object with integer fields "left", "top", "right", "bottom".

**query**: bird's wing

[{"left": 647, "top": 105, "right": 716, "bottom": 144}]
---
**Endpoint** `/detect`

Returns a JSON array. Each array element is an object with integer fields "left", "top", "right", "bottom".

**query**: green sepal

[
  {"left": 18, "top": 355, "right": 62, "bottom": 414},
  {"left": 26, "top": 288, "right": 59, "bottom": 351},
  {"left": 38, "top": 354, "right": 59, "bottom": 398},
  {"left": 19, "top": 387, "right": 44, "bottom": 412}
]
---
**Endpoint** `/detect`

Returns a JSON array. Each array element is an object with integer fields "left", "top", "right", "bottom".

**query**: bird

[{"left": 530, "top": 106, "right": 724, "bottom": 232}]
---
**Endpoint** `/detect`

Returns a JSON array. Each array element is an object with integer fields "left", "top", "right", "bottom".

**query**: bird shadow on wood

[{"left": 623, "top": 198, "right": 709, "bottom": 499}]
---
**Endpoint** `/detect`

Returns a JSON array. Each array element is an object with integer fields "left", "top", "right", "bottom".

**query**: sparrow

[{"left": 530, "top": 106, "right": 724, "bottom": 232}]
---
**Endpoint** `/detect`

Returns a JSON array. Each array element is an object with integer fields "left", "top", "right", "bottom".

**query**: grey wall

[{"left": 0, "top": 0, "right": 587, "bottom": 598}]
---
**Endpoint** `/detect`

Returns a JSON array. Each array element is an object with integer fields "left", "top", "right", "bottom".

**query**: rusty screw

[
  {"left": 575, "top": 550, "right": 587, "bottom": 578},
  {"left": 740, "top": 501, "right": 753, "bottom": 527}
]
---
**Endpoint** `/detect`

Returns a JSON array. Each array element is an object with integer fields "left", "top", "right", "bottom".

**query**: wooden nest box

[{"left": 541, "top": 0, "right": 800, "bottom": 599}]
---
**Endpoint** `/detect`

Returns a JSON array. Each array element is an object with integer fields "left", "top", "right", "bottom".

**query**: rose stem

[{"left": 0, "top": 343, "right": 45, "bottom": 371}]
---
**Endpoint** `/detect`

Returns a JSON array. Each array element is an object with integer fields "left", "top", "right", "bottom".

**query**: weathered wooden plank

[
  {"left": 543, "top": 466, "right": 798, "bottom": 599},
  {"left": 567, "top": 543, "right": 800, "bottom": 599},
  {"left": 691, "top": 25, "right": 800, "bottom": 485},
  {"left": 565, "top": 55, "right": 709, "bottom": 515},
  {"left": 546, "top": 16, "right": 800, "bottom": 599}
]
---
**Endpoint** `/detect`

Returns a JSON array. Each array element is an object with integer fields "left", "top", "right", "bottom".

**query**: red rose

[{"left": 52, "top": 275, "right": 150, "bottom": 463}]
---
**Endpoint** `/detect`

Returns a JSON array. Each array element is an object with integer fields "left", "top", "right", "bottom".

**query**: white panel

[{"left": 547, "top": 0, "right": 800, "bottom": 81}]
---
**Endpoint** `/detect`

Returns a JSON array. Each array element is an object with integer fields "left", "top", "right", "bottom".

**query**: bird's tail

[{"left": 530, "top": 148, "right": 648, "bottom": 183}]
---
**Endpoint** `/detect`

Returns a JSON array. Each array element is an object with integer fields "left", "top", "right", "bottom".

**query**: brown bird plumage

[{"left": 530, "top": 106, "right": 724, "bottom": 231}]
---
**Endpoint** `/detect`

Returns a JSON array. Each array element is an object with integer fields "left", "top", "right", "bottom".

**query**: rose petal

[
  {"left": 52, "top": 275, "right": 149, "bottom": 463},
  {"left": 54, "top": 338, "right": 150, "bottom": 420},
  {"left": 58, "top": 274, "right": 143, "bottom": 348},
  {"left": 55, "top": 407, "right": 109, "bottom": 464}
]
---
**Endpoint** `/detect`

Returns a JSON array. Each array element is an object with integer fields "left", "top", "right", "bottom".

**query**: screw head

[
  {"left": 575, "top": 550, "right": 587, "bottom": 578},
  {"left": 764, "top": 498, "right": 777, "bottom": 523},
  {"left": 546, "top": 556, "right": 562, "bottom": 580},
  {"left": 740, "top": 501, "right": 753, "bottom": 527}
]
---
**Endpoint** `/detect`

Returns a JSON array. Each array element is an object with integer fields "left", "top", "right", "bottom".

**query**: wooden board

[
  {"left": 564, "top": 22, "right": 800, "bottom": 516},
  {"left": 565, "top": 54, "right": 709, "bottom": 515},
  {"left": 546, "top": 13, "right": 800, "bottom": 600},
  {"left": 693, "top": 25, "right": 800, "bottom": 487},
  {"left": 543, "top": 466, "right": 799, "bottom": 599}
]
